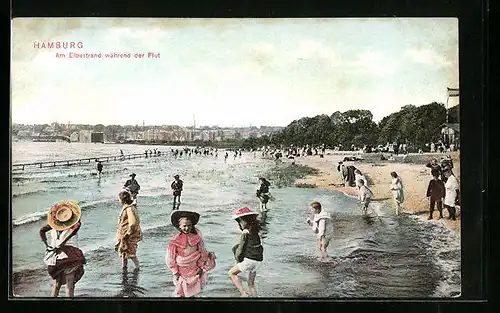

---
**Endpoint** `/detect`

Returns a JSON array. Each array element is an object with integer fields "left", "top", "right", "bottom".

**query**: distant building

[
  {"left": 70, "top": 132, "right": 79, "bottom": 142},
  {"left": 91, "top": 132, "right": 104, "bottom": 143},
  {"left": 441, "top": 123, "right": 460, "bottom": 150}
]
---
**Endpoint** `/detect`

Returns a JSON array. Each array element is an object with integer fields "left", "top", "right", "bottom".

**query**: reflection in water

[
  {"left": 116, "top": 268, "right": 147, "bottom": 298},
  {"left": 259, "top": 213, "right": 269, "bottom": 239}
]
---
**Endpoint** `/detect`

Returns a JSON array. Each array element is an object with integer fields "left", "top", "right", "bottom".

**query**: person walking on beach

[
  {"left": 97, "top": 161, "right": 103, "bottom": 177},
  {"left": 443, "top": 169, "right": 460, "bottom": 220},
  {"left": 426, "top": 171, "right": 445, "bottom": 220},
  {"left": 357, "top": 180, "right": 374, "bottom": 215},
  {"left": 229, "top": 207, "right": 264, "bottom": 297},
  {"left": 256, "top": 177, "right": 271, "bottom": 213},
  {"left": 224, "top": 152, "right": 229, "bottom": 163},
  {"left": 166, "top": 210, "right": 216, "bottom": 298},
  {"left": 40, "top": 201, "right": 86, "bottom": 297},
  {"left": 171, "top": 175, "right": 184, "bottom": 210},
  {"left": 123, "top": 173, "right": 141, "bottom": 200},
  {"left": 306, "top": 202, "right": 334, "bottom": 262},
  {"left": 115, "top": 190, "right": 142, "bottom": 271},
  {"left": 390, "top": 171, "right": 405, "bottom": 215}
]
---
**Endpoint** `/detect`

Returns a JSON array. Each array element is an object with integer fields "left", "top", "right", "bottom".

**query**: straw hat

[
  {"left": 171, "top": 210, "right": 200, "bottom": 229},
  {"left": 232, "top": 207, "right": 259, "bottom": 220},
  {"left": 47, "top": 200, "right": 81, "bottom": 231}
]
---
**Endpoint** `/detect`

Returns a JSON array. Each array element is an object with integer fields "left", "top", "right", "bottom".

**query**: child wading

[
  {"left": 306, "top": 202, "right": 334, "bottom": 262},
  {"left": 357, "top": 179, "right": 374, "bottom": 215},
  {"left": 115, "top": 190, "right": 142, "bottom": 271},
  {"left": 171, "top": 174, "right": 183, "bottom": 210},
  {"left": 256, "top": 177, "right": 271, "bottom": 213},
  {"left": 426, "top": 171, "right": 445, "bottom": 220},
  {"left": 166, "top": 210, "right": 216, "bottom": 298},
  {"left": 40, "top": 201, "right": 86, "bottom": 297},
  {"left": 229, "top": 207, "right": 264, "bottom": 297}
]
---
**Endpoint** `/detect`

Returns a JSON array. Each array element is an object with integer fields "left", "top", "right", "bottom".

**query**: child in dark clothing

[{"left": 426, "top": 172, "right": 445, "bottom": 220}]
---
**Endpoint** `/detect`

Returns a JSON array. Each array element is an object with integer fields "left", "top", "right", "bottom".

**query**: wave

[
  {"left": 12, "top": 189, "right": 47, "bottom": 198},
  {"left": 12, "top": 198, "right": 116, "bottom": 227}
]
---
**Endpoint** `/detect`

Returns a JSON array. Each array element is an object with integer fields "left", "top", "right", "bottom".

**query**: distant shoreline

[{"left": 292, "top": 151, "right": 461, "bottom": 234}]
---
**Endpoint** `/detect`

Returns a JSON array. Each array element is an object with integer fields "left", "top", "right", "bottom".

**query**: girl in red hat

[{"left": 229, "top": 207, "right": 264, "bottom": 297}]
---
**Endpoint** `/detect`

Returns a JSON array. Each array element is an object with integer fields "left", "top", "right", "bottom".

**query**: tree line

[{"left": 241, "top": 102, "right": 458, "bottom": 151}]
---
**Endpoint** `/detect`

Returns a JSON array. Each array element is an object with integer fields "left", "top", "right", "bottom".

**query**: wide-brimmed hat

[
  {"left": 232, "top": 207, "right": 259, "bottom": 220},
  {"left": 130, "top": 173, "right": 136, "bottom": 177},
  {"left": 47, "top": 200, "right": 81, "bottom": 231},
  {"left": 171, "top": 210, "right": 200, "bottom": 229},
  {"left": 174, "top": 174, "right": 180, "bottom": 179}
]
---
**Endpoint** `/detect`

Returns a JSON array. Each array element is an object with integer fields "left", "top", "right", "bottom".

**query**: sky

[{"left": 11, "top": 18, "right": 459, "bottom": 127}]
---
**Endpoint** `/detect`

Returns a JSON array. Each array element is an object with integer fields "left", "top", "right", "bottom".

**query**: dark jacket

[
  {"left": 171, "top": 180, "right": 183, "bottom": 196},
  {"left": 426, "top": 178, "right": 445, "bottom": 201},
  {"left": 124, "top": 179, "right": 140, "bottom": 194},
  {"left": 256, "top": 181, "right": 270, "bottom": 197},
  {"left": 233, "top": 230, "right": 263, "bottom": 262}
]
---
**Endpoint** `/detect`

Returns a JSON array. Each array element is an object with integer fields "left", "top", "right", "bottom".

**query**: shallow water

[{"left": 10, "top": 142, "right": 460, "bottom": 298}]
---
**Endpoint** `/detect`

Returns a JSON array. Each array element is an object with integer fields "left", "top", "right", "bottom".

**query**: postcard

[{"left": 10, "top": 18, "right": 461, "bottom": 298}]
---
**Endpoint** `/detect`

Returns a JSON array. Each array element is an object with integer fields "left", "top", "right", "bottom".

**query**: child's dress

[
  {"left": 311, "top": 210, "right": 334, "bottom": 245},
  {"left": 166, "top": 228, "right": 215, "bottom": 297}
]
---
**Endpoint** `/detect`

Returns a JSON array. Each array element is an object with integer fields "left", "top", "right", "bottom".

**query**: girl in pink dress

[{"left": 166, "top": 210, "right": 216, "bottom": 297}]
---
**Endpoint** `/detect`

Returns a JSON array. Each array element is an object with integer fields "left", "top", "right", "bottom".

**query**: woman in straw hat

[
  {"left": 39, "top": 200, "right": 86, "bottom": 297},
  {"left": 115, "top": 190, "right": 143, "bottom": 271},
  {"left": 166, "top": 210, "right": 216, "bottom": 297},
  {"left": 229, "top": 207, "right": 264, "bottom": 297}
]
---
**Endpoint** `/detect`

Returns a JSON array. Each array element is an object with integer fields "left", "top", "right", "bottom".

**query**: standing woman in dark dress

[{"left": 40, "top": 201, "right": 86, "bottom": 297}]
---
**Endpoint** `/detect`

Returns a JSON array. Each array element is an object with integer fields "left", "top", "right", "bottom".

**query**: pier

[{"left": 12, "top": 152, "right": 162, "bottom": 171}]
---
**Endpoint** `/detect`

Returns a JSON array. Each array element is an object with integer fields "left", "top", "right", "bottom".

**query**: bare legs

[
  {"left": 318, "top": 237, "right": 329, "bottom": 262},
  {"left": 65, "top": 272, "right": 75, "bottom": 297},
  {"left": 51, "top": 278, "right": 62, "bottom": 297},
  {"left": 228, "top": 266, "right": 257, "bottom": 297},
  {"left": 248, "top": 271, "right": 257, "bottom": 297},
  {"left": 51, "top": 272, "right": 75, "bottom": 297},
  {"left": 122, "top": 253, "right": 140, "bottom": 271},
  {"left": 173, "top": 195, "right": 181, "bottom": 210}
]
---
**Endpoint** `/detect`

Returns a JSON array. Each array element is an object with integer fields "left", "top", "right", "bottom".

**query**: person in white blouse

[
  {"left": 443, "top": 169, "right": 460, "bottom": 220},
  {"left": 40, "top": 201, "right": 86, "bottom": 297},
  {"left": 390, "top": 171, "right": 405, "bottom": 215},
  {"left": 306, "top": 202, "right": 334, "bottom": 262}
]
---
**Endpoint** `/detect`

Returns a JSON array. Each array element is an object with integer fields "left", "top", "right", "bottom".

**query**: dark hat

[
  {"left": 310, "top": 202, "right": 322, "bottom": 209},
  {"left": 174, "top": 174, "right": 180, "bottom": 179},
  {"left": 130, "top": 173, "right": 136, "bottom": 177},
  {"left": 171, "top": 210, "right": 200, "bottom": 229}
]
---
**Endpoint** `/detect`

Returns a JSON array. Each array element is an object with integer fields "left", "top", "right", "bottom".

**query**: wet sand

[{"left": 292, "top": 151, "right": 461, "bottom": 235}]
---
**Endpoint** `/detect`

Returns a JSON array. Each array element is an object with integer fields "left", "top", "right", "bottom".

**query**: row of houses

[{"left": 62, "top": 127, "right": 280, "bottom": 143}]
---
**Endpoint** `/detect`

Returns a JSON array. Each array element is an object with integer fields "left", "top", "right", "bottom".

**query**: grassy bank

[{"left": 264, "top": 162, "right": 319, "bottom": 188}]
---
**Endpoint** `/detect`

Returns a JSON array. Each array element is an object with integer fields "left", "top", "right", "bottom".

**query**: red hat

[{"left": 232, "top": 207, "right": 259, "bottom": 220}]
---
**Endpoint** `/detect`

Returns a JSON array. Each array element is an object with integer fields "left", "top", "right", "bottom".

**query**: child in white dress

[{"left": 306, "top": 202, "right": 334, "bottom": 262}]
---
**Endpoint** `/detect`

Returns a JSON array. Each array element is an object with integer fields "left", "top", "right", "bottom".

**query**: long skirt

[{"left": 47, "top": 246, "right": 86, "bottom": 285}]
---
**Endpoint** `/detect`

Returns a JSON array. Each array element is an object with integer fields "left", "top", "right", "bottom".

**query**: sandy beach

[{"left": 293, "top": 151, "right": 461, "bottom": 235}]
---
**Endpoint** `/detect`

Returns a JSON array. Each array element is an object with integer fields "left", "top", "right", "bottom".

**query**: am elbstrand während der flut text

[{"left": 57, "top": 52, "right": 161, "bottom": 59}]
